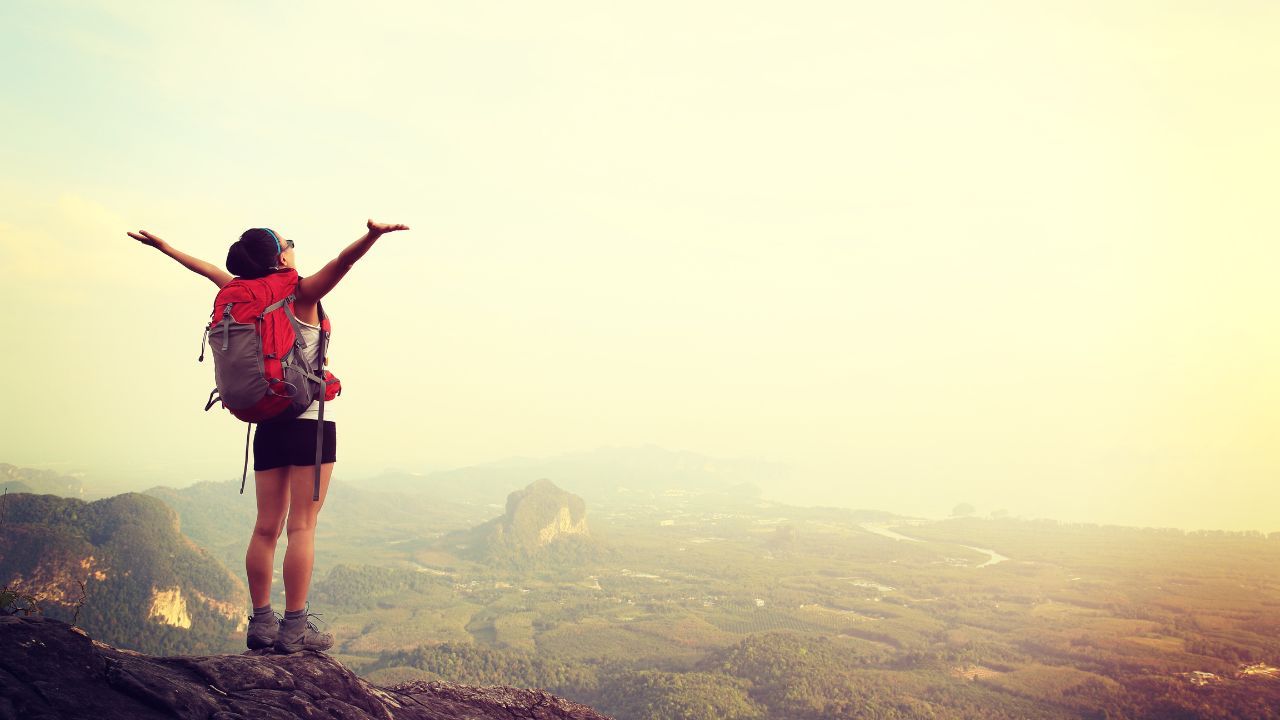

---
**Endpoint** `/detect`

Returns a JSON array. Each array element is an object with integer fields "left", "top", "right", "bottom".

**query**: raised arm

[
  {"left": 296, "top": 219, "right": 409, "bottom": 305},
  {"left": 128, "top": 230, "right": 233, "bottom": 288}
]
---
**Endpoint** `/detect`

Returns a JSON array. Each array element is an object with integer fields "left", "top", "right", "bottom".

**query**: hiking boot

[
  {"left": 274, "top": 610, "right": 333, "bottom": 654},
  {"left": 246, "top": 610, "right": 281, "bottom": 650}
]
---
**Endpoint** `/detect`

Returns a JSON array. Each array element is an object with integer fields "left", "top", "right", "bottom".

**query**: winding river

[{"left": 859, "top": 523, "right": 1010, "bottom": 568}]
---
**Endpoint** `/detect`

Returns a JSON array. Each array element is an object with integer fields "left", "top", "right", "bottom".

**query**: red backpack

[{"left": 200, "top": 269, "right": 340, "bottom": 500}]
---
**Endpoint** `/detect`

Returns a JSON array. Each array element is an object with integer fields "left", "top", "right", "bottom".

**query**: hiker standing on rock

[{"left": 129, "top": 220, "right": 408, "bottom": 653}]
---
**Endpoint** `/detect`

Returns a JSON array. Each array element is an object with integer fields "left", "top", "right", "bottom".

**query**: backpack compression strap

[{"left": 312, "top": 301, "right": 328, "bottom": 502}]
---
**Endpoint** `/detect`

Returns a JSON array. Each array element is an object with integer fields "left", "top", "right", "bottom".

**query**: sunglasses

[{"left": 261, "top": 228, "right": 295, "bottom": 252}]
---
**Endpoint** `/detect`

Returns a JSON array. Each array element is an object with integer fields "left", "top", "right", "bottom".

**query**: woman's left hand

[{"left": 128, "top": 230, "right": 168, "bottom": 250}]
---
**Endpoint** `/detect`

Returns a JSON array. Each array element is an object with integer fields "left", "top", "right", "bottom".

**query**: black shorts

[{"left": 253, "top": 419, "right": 337, "bottom": 471}]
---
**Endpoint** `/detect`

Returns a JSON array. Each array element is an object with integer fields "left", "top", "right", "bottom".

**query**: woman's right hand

[
  {"left": 128, "top": 230, "right": 167, "bottom": 250},
  {"left": 366, "top": 219, "right": 409, "bottom": 237}
]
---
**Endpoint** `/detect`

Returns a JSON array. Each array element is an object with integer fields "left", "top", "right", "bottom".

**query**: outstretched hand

[
  {"left": 128, "top": 230, "right": 167, "bottom": 249},
  {"left": 367, "top": 219, "right": 409, "bottom": 236}
]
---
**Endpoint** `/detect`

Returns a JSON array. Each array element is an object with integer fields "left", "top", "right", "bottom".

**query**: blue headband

[{"left": 261, "top": 228, "right": 283, "bottom": 254}]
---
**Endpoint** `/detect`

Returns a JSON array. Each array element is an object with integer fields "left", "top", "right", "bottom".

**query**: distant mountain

[
  {"left": 362, "top": 445, "right": 785, "bottom": 508},
  {"left": 0, "top": 491, "right": 245, "bottom": 655},
  {"left": 144, "top": 478, "right": 491, "bottom": 575},
  {"left": 1, "top": 463, "right": 84, "bottom": 498},
  {"left": 444, "top": 479, "right": 598, "bottom": 564},
  {"left": 496, "top": 478, "right": 591, "bottom": 549}
]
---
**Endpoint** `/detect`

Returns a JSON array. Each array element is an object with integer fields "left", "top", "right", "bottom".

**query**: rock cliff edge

[{"left": 0, "top": 615, "right": 612, "bottom": 720}]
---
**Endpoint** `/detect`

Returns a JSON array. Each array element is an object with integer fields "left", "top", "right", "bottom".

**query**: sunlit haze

[{"left": 1, "top": 1, "right": 1277, "bottom": 531}]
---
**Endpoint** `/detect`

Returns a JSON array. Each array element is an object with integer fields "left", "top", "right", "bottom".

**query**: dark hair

[{"left": 226, "top": 228, "right": 281, "bottom": 279}]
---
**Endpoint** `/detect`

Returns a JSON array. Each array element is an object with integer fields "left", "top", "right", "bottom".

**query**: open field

[{"left": 286, "top": 490, "right": 1280, "bottom": 719}]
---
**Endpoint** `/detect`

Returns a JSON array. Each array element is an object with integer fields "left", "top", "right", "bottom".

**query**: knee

[
  {"left": 252, "top": 518, "right": 285, "bottom": 541},
  {"left": 286, "top": 516, "right": 318, "bottom": 536}
]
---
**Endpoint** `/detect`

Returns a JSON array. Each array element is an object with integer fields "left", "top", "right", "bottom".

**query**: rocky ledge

[{"left": 0, "top": 615, "right": 612, "bottom": 720}]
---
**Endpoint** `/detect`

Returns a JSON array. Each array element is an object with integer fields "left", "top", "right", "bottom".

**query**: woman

[{"left": 128, "top": 219, "right": 408, "bottom": 653}]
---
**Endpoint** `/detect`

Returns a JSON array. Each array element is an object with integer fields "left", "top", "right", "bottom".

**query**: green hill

[{"left": 0, "top": 491, "right": 245, "bottom": 655}]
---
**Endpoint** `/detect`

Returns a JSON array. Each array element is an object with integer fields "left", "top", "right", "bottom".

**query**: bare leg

[
  {"left": 282, "top": 463, "right": 334, "bottom": 613},
  {"left": 246, "top": 467, "right": 291, "bottom": 608}
]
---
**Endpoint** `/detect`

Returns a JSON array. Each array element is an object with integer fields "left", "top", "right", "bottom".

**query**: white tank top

[{"left": 295, "top": 319, "right": 333, "bottom": 421}]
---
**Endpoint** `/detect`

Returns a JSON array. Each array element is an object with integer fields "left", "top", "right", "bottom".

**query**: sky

[{"left": 1, "top": 1, "right": 1277, "bottom": 531}]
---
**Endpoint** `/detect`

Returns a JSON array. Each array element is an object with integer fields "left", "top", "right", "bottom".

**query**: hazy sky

[{"left": 1, "top": 1, "right": 1277, "bottom": 531}]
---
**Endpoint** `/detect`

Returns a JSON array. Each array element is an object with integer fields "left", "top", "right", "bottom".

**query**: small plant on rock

[{"left": 0, "top": 587, "right": 41, "bottom": 617}]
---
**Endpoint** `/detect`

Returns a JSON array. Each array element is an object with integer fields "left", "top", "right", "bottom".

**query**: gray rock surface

[{"left": 0, "top": 615, "right": 612, "bottom": 720}]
